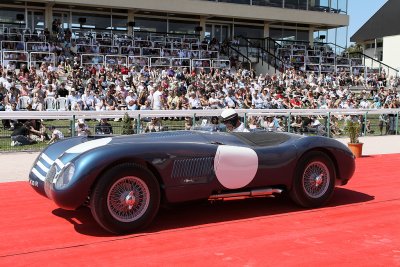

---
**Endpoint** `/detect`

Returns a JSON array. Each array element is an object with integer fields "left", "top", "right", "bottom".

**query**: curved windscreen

[{"left": 232, "top": 131, "right": 292, "bottom": 147}]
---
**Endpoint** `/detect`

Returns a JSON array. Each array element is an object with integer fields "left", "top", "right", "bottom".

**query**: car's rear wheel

[
  {"left": 290, "top": 151, "right": 335, "bottom": 208},
  {"left": 90, "top": 163, "right": 160, "bottom": 234}
]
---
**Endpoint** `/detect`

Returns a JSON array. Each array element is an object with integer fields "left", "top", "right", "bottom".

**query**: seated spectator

[
  {"left": 11, "top": 121, "right": 36, "bottom": 146},
  {"left": 184, "top": 117, "right": 193, "bottom": 130},
  {"left": 307, "top": 116, "right": 326, "bottom": 136},
  {"left": 291, "top": 115, "right": 303, "bottom": 133},
  {"left": 26, "top": 119, "right": 49, "bottom": 142},
  {"left": 210, "top": 116, "right": 223, "bottom": 132},
  {"left": 47, "top": 126, "right": 64, "bottom": 144},
  {"left": 145, "top": 117, "right": 163, "bottom": 133},
  {"left": 262, "top": 116, "right": 282, "bottom": 132},
  {"left": 95, "top": 119, "right": 113, "bottom": 135},
  {"left": 247, "top": 116, "right": 259, "bottom": 130},
  {"left": 290, "top": 94, "right": 302, "bottom": 108},
  {"left": 75, "top": 119, "right": 91, "bottom": 136}
]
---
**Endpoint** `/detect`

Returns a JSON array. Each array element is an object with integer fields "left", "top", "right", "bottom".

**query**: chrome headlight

[{"left": 55, "top": 163, "right": 75, "bottom": 190}]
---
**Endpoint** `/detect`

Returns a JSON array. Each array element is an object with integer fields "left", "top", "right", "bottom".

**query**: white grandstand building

[
  {"left": 2, "top": 0, "right": 395, "bottom": 77},
  {"left": 351, "top": 0, "right": 400, "bottom": 74}
]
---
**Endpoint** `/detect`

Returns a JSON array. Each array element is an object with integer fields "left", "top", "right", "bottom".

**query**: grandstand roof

[{"left": 350, "top": 0, "right": 400, "bottom": 42}]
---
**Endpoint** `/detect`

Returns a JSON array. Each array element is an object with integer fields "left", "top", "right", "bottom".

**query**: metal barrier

[
  {"left": 29, "top": 52, "right": 56, "bottom": 68},
  {"left": 1, "top": 40, "right": 25, "bottom": 51},
  {"left": 150, "top": 57, "right": 171, "bottom": 68},
  {"left": 1, "top": 109, "right": 399, "bottom": 151},
  {"left": 105, "top": 55, "right": 128, "bottom": 67},
  {"left": 128, "top": 56, "right": 149, "bottom": 68},
  {"left": 2, "top": 50, "right": 28, "bottom": 67},
  {"left": 212, "top": 59, "right": 231, "bottom": 69},
  {"left": 26, "top": 42, "right": 50, "bottom": 52},
  {"left": 80, "top": 54, "right": 105, "bottom": 68}
]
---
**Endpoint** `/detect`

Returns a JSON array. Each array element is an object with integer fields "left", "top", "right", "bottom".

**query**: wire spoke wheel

[
  {"left": 107, "top": 176, "right": 150, "bottom": 223},
  {"left": 302, "top": 161, "right": 330, "bottom": 198},
  {"left": 290, "top": 151, "right": 335, "bottom": 208}
]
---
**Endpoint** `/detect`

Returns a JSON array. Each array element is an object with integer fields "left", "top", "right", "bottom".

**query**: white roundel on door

[{"left": 214, "top": 145, "right": 258, "bottom": 189}]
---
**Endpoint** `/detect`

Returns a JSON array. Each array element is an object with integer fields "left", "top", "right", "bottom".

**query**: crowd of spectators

[
  {"left": 0, "top": 60, "right": 398, "bottom": 115},
  {"left": 1, "top": 27, "right": 400, "bottom": 140}
]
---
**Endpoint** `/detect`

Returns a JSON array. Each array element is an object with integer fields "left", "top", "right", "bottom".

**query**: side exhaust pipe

[{"left": 209, "top": 188, "right": 282, "bottom": 201}]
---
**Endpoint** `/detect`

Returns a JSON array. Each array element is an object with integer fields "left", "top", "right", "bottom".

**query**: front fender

[{"left": 49, "top": 141, "right": 220, "bottom": 209}]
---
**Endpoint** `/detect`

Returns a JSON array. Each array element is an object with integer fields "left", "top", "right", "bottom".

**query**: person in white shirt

[
  {"left": 220, "top": 109, "right": 249, "bottom": 132},
  {"left": 81, "top": 89, "right": 95, "bottom": 110},
  {"left": 188, "top": 92, "right": 201, "bottom": 109},
  {"left": 47, "top": 126, "right": 64, "bottom": 144},
  {"left": 152, "top": 86, "right": 164, "bottom": 110},
  {"left": 208, "top": 92, "right": 222, "bottom": 109}
]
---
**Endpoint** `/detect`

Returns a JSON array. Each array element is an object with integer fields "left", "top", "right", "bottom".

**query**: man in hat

[
  {"left": 75, "top": 119, "right": 91, "bottom": 136},
  {"left": 220, "top": 109, "right": 249, "bottom": 132}
]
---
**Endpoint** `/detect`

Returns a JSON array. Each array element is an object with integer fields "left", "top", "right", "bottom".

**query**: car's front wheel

[
  {"left": 90, "top": 163, "right": 160, "bottom": 234},
  {"left": 290, "top": 151, "right": 335, "bottom": 208}
]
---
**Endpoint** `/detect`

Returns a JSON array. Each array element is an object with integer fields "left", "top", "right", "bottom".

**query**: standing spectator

[
  {"left": 378, "top": 113, "right": 389, "bottom": 135},
  {"left": 152, "top": 85, "right": 164, "bottom": 110}
]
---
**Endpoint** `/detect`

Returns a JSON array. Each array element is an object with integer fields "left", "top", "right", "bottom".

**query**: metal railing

[
  {"left": 236, "top": 36, "right": 399, "bottom": 76},
  {"left": 1, "top": 108, "right": 399, "bottom": 151}
]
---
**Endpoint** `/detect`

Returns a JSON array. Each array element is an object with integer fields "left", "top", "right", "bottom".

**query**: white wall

[{"left": 383, "top": 35, "right": 400, "bottom": 72}]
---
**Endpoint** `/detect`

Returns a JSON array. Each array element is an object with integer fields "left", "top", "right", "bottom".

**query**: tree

[
  {"left": 121, "top": 112, "right": 134, "bottom": 135},
  {"left": 346, "top": 43, "right": 363, "bottom": 54}
]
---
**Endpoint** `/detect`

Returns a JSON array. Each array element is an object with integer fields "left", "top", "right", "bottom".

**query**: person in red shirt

[
  {"left": 120, "top": 65, "right": 129, "bottom": 75},
  {"left": 290, "top": 94, "right": 302, "bottom": 109},
  {"left": 90, "top": 65, "right": 97, "bottom": 76}
]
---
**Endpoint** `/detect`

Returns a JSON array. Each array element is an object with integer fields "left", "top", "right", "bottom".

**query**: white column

[
  {"left": 309, "top": 27, "right": 315, "bottom": 47},
  {"left": 263, "top": 22, "right": 270, "bottom": 38},
  {"left": 45, "top": 3, "right": 54, "bottom": 30},
  {"left": 127, "top": 10, "right": 135, "bottom": 35},
  {"left": 199, "top": 17, "right": 206, "bottom": 41}
]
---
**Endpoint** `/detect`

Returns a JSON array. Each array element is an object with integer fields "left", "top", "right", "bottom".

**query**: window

[
  {"left": 169, "top": 20, "right": 197, "bottom": 34},
  {"left": 72, "top": 12, "right": 111, "bottom": 30},
  {"left": 234, "top": 25, "right": 263, "bottom": 39},
  {"left": 0, "top": 8, "right": 25, "bottom": 24},
  {"left": 112, "top": 15, "right": 127, "bottom": 31},
  {"left": 135, "top": 17, "right": 167, "bottom": 32}
]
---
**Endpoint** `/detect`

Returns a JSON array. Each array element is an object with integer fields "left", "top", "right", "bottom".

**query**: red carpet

[{"left": 1, "top": 154, "right": 400, "bottom": 266}]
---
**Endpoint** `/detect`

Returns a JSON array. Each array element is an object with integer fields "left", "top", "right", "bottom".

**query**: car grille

[
  {"left": 31, "top": 153, "right": 54, "bottom": 182},
  {"left": 172, "top": 157, "right": 214, "bottom": 184}
]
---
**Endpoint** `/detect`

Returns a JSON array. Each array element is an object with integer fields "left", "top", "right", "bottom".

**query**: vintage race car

[{"left": 29, "top": 131, "right": 355, "bottom": 234}]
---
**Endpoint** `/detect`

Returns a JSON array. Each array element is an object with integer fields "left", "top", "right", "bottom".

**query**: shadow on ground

[{"left": 52, "top": 187, "right": 374, "bottom": 237}]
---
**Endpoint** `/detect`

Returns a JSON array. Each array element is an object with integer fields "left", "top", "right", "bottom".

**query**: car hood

[{"left": 47, "top": 130, "right": 302, "bottom": 168}]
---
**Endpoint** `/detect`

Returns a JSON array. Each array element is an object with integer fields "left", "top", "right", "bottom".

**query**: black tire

[
  {"left": 90, "top": 163, "right": 160, "bottom": 234},
  {"left": 290, "top": 151, "right": 335, "bottom": 208}
]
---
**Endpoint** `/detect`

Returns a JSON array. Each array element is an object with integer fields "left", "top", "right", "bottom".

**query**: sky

[{"left": 346, "top": 0, "right": 387, "bottom": 45}]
